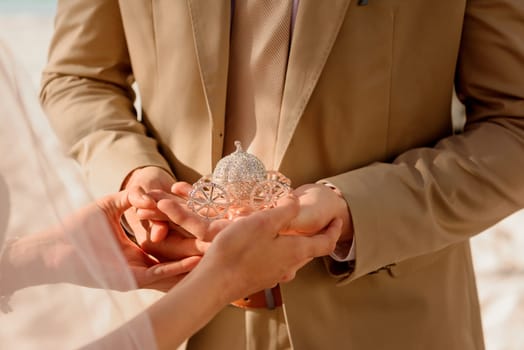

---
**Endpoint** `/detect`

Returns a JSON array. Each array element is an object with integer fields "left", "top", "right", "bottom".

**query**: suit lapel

[
  {"left": 187, "top": 0, "right": 231, "bottom": 165},
  {"left": 186, "top": 0, "right": 352, "bottom": 168},
  {"left": 275, "top": 0, "right": 352, "bottom": 169}
]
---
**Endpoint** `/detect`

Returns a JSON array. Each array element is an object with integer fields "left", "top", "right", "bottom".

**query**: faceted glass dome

[{"left": 212, "top": 141, "right": 266, "bottom": 184}]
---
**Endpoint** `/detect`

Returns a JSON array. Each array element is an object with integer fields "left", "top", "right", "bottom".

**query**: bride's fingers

[
  {"left": 98, "top": 190, "right": 132, "bottom": 215},
  {"left": 141, "top": 235, "right": 210, "bottom": 261},
  {"left": 136, "top": 208, "right": 170, "bottom": 221},
  {"left": 206, "top": 219, "right": 233, "bottom": 241},
  {"left": 146, "top": 189, "right": 187, "bottom": 203},
  {"left": 142, "top": 256, "right": 202, "bottom": 290},
  {"left": 171, "top": 181, "right": 193, "bottom": 197},
  {"left": 168, "top": 223, "right": 196, "bottom": 239},
  {"left": 149, "top": 256, "right": 201, "bottom": 278},
  {"left": 280, "top": 271, "right": 298, "bottom": 283},
  {"left": 156, "top": 198, "right": 212, "bottom": 240},
  {"left": 150, "top": 221, "right": 169, "bottom": 242},
  {"left": 250, "top": 195, "right": 299, "bottom": 235},
  {"left": 297, "top": 218, "right": 342, "bottom": 258},
  {"left": 128, "top": 186, "right": 157, "bottom": 209}
]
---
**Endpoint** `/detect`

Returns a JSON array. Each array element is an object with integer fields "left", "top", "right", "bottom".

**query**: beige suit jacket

[{"left": 41, "top": 0, "right": 524, "bottom": 349}]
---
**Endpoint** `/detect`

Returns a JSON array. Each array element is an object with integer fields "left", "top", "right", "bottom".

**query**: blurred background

[{"left": 1, "top": 1, "right": 523, "bottom": 348}]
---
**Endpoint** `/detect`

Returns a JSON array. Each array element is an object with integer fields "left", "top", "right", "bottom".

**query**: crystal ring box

[{"left": 188, "top": 141, "right": 291, "bottom": 220}]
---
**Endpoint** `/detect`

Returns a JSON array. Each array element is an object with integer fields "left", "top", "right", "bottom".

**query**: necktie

[{"left": 224, "top": 0, "right": 293, "bottom": 168}]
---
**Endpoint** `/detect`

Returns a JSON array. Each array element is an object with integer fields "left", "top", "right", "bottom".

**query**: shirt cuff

[{"left": 330, "top": 239, "right": 356, "bottom": 262}]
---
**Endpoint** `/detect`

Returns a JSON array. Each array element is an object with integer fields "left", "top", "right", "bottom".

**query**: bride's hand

[
  {"left": 4, "top": 190, "right": 201, "bottom": 293},
  {"left": 92, "top": 190, "right": 202, "bottom": 291},
  {"left": 186, "top": 195, "right": 342, "bottom": 302}
]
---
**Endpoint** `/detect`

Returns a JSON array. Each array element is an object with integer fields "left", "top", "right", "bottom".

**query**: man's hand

[
  {"left": 124, "top": 185, "right": 211, "bottom": 262},
  {"left": 94, "top": 190, "right": 202, "bottom": 291},
  {"left": 24, "top": 190, "right": 202, "bottom": 292},
  {"left": 121, "top": 166, "right": 176, "bottom": 243},
  {"left": 283, "top": 183, "right": 354, "bottom": 256},
  {"left": 122, "top": 167, "right": 210, "bottom": 262}
]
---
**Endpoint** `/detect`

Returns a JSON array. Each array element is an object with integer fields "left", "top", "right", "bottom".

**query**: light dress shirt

[{"left": 228, "top": 0, "right": 355, "bottom": 263}]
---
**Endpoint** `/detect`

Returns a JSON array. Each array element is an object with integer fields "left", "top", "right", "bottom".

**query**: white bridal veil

[{"left": 0, "top": 42, "right": 156, "bottom": 348}]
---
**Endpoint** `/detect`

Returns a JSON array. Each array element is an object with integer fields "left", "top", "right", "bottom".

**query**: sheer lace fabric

[{"left": 0, "top": 42, "right": 156, "bottom": 349}]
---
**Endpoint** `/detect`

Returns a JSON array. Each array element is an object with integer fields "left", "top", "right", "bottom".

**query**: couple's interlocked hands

[{"left": 120, "top": 166, "right": 352, "bottom": 296}]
